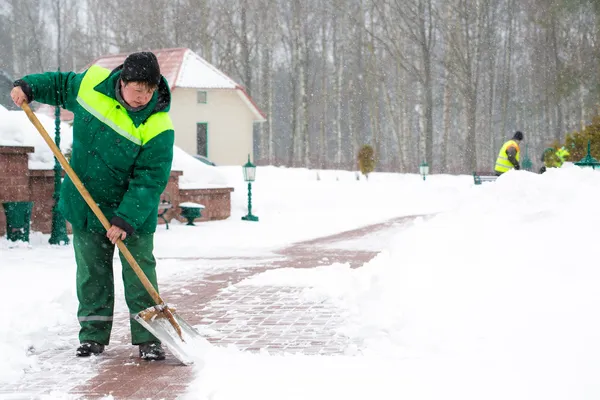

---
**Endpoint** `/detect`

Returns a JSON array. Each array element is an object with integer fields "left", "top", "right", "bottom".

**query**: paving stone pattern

[{"left": 0, "top": 215, "right": 420, "bottom": 400}]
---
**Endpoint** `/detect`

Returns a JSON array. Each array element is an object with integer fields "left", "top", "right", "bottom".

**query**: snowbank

[{"left": 171, "top": 146, "right": 228, "bottom": 188}]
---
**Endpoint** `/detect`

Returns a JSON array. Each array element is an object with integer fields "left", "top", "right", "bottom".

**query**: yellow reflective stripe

[
  {"left": 76, "top": 65, "right": 173, "bottom": 146},
  {"left": 143, "top": 112, "right": 174, "bottom": 144},
  {"left": 495, "top": 157, "right": 514, "bottom": 172},
  {"left": 77, "top": 95, "right": 142, "bottom": 145}
]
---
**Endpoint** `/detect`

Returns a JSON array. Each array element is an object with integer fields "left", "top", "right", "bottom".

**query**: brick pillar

[
  {"left": 28, "top": 170, "right": 56, "bottom": 234},
  {"left": 158, "top": 170, "right": 183, "bottom": 225},
  {"left": 0, "top": 146, "right": 34, "bottom": 236}
]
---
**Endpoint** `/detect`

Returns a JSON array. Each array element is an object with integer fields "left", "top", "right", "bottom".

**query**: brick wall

[
  {"left": 178, "top": 187, "right": 234, "bottom": 222},
  {"left": 160, "top": 171, "right": 235, "bottom": 225},
  {"left": 0, "top": 146, "right": 34, "bottom": 236},
  {"left": 159, "top": 170, "right": 183, "bottom": 224}
]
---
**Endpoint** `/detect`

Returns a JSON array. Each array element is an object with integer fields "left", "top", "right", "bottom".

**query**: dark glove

[
  {"left": 110, "top": 216, "right": 135, "bottom": 236},
  {"left": 13, "top": 80, "right": 34, "bottom": 104},
  {"left": 514, "top": 164, "right": 520, "bottom": 170}
]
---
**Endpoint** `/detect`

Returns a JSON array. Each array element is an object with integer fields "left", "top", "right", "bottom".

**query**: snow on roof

[{"left": 175, "top": 49, "right": 238, "bottom": 89}]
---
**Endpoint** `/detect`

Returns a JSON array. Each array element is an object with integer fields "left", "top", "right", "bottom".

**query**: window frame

[
  {"left": 197, "top": 90, "right": 207, "bottom": 104},
  {"left": 196, "top": 122, "right": 208, "bottom": 157}
]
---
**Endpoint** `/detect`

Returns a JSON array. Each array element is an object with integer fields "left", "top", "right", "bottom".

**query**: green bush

[
  {"left": 562, "top": 115, "right": 600, "bottom": 162},
  {"left": 358, "top": 144, "right": 375, "bottom": 179}
]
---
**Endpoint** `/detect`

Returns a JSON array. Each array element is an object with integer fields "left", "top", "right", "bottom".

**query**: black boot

[
  {"left": 139, "top": 342, "right": 166, "bottom": 361},
  {"left": 76, "top": 341, "right": 105, "bottom": 357}
]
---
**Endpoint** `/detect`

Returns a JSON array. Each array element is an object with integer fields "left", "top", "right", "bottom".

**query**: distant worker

[
  {"left": 539, "top": 146, "right": 570, "bottom": 174},
  {"left": 495, "top": 131, "right": 524, "bottom": 176}
]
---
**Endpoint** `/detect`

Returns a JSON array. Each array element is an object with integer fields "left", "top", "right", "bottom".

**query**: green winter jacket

[{"left": 19, "top": 65, "right": 175, "bottom": 234}]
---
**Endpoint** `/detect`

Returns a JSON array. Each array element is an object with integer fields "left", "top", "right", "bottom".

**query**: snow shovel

[{"left": 22, "top": 102, "right": 202, "bottom": 365}]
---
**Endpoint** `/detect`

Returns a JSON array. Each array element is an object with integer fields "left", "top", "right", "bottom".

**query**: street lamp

[
  {"left": 49, "top": 69, "right": 69, "bottom": 246},
  {"left": 419, "top": 160, "right": 429, "bottom": 181},
  {"left": 241, "top": 154, "right": 259, "bottom": 222},
  {"left": 574, "top": 141, "right": 600, "bottom": 170}
]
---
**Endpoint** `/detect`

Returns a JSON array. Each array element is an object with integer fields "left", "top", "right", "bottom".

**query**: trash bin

[{"left": 2, "top": 201, "right": 34, "bottom": 242}]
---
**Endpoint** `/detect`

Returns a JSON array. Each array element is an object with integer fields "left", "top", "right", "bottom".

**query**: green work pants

[{"left": 73, "top": 228, "right": 160, "bottom": 345}]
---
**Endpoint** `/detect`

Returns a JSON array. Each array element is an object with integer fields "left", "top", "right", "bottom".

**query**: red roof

[{"left": 36, "top": 48, "right": 266, "bottom": 121}]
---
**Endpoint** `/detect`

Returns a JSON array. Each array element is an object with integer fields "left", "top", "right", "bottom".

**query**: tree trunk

[
  {"left": 319, "top": 2, "right": 329, "bottom": 168},
  {"left": 301, "top": 41, "right": 310, "bottom": 168},
  {"left": 465, "top": 88, "right": 478, "bottom": 172},
  {"left": 332, "top": 4, "right": 344, "bottom": 168},
  {"left": 441, "top": 68, "right": 452, "bottom": 173}
]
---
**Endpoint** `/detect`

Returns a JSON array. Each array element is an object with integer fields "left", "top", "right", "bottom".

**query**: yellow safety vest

[
  {"left": 495, "top": 140, "right": 520, "bottom": 173},
  {"left": 76, "top": 65, "right": 173, "bottom": 146}
]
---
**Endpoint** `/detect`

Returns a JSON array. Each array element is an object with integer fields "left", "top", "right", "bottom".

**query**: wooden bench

[
  {"left": 473, "top": 171, "right": 498, "bottom": 185},
  {"left": 158, "top": 193, "right": 173, "bottom": 229}
]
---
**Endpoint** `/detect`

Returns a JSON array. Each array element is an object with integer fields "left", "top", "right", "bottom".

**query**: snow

[
  {"left": 176, "top": 49, "right": 238, "bottom": 89},
  {"left": 171, "top": 146, "right": 228, "bottom": 189},
  {"left": 178, "top": 202, "right": 205, "bottom": 208},
  {"left": 3, "top": 163, "right": 600, "bottom": 399},
  {"left": 0, "top": 107, "right": 73, "bottom": 169}
]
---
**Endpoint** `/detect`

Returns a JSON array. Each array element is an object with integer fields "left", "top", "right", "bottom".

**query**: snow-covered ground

[
  {"left": 3, "top": 164, "right": 600, "bottom": 399},
  {"left": 179, "top": 165, "right": 600, "bottom": 400}
]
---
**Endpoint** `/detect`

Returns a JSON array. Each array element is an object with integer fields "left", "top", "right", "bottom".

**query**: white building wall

[{"left": 169, "top": 88, "right": 255, "bottom": 166}]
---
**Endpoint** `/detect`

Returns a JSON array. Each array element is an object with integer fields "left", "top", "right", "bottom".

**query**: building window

[
  {"left": 197, "top": 91, "right": 207, "bottom": 104},
  {"left": 197, "top": 123, "right": 208, "bottom": 157}
]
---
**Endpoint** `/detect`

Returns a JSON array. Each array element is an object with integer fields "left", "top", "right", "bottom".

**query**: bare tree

[
  {"left": 3, "top": 0, "right": 599, "bottom": 173},
  {"left": 317, "top": 0, "right": 330, "bottom": 168},
  {"left": 331, "top": 0, "right": 346, "bottom": 168},
  {"left": 443, "top": 0, "right": 493, "bottom": 171},
  {"left": 9, "top": 0, "right": 48, "bottom": 74},
  {"left": 257, "top": 0, "right": 277, "bottom": 164},
  {"left": 367, "top": 0, "right": 437, "bottom": 171}
]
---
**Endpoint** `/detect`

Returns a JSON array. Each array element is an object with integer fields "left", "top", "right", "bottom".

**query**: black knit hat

[
  {"left": 513, "top": 131, "right": 524, "bottom": 141},
  {"left": 120, "top": 52, "right": 161, "bottom": 85}
]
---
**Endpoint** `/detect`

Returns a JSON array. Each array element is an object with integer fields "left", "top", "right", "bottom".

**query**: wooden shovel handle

[{"left": 22, "top": 103, "right": 163, "bottom": 306}]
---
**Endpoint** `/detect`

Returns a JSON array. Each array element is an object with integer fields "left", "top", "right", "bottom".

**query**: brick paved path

[{"left": 0, "top": 215, "right": 420, "bottom": 399}]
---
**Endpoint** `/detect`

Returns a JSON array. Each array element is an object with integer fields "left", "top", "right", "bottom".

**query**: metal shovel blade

[{"left": 134, "top": 306, "right": 206, "bottom": 366}]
